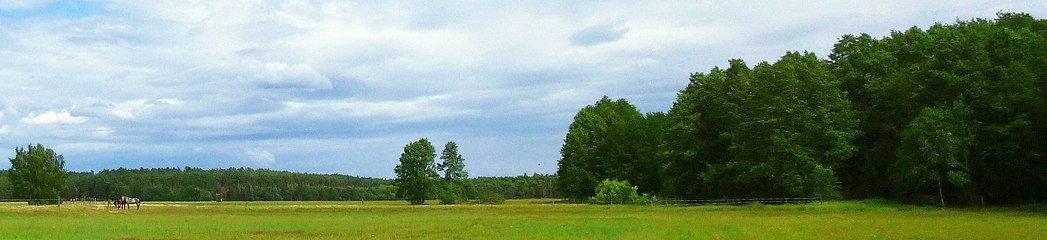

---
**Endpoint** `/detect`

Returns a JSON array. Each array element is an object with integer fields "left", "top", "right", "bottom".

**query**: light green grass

[{"left": 0, "top": 199, "right": 1044, "bottom": 239}]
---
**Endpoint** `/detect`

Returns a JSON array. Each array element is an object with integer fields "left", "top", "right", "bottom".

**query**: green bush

[
  {"left": 438, "top": 193, "right": 463, "bottom": 204},
  {"left": 438, "top": 184, "right": 466, "bottom": 204},
  {"left": 590, "top": 179, "right": 656, "bottom": 204}
]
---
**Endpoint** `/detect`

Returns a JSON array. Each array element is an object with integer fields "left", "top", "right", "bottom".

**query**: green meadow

[{"left": 0, "top": 200, "right": 1044, "bottom": 239}]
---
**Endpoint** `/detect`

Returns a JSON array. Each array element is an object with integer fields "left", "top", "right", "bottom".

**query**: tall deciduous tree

[
  {"left": 660, "top": 59, "right": 750, "bottom": 199},
  {"left": 891, "top": 104, "right": 972, "bottom": 207},
  {"left": 634, "top": 112, "right": 668, "bottom": 195},
  {"left": 8, "top": 144, "right": 67, "bottom": 205},
  {"left": 557, "top": 96, "right": 647, "bottom": 200},
  {"left": 701, "top": 52, "right": 857, "bottom": 199},
  {"left": 658, "top": 53, "right": 858, "bottom": 199},
  {"left": 437, "top": 142, "right": 469, "bottom": 204},
  {"left": 394, "top": 138, "right": 438, "bottom": 205}
]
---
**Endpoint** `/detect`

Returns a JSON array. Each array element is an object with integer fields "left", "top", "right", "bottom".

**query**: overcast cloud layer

[{"left": 1, "top": 1, "right": 1044, "bottom": 178}]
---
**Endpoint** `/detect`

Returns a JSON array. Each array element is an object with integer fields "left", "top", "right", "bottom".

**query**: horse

[
  {"left": 116, "top": 196, "right": 141, "bottom": 210},
  {"left": 126, "top": 197, "right": 140, "bottom": 210}
]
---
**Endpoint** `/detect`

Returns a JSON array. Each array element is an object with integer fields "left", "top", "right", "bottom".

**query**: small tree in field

[
  {"left": 394, "top": 138, "right": 439, "bottom": 205},
  {"left": 8, "top": 144, "right": 67, "bottom": 205}
]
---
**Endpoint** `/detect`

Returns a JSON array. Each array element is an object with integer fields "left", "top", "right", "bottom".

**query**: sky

[{"left": 0, "top": 1, "right": 1044, "bottom": 178}]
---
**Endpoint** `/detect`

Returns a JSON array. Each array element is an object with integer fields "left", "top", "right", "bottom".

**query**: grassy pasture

[{"left": 0, "top": 199, "right": 1044, "bottom": 239}]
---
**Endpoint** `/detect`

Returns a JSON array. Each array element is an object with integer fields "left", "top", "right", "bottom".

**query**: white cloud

[
  {"left": 0, "top": 125, "right": 9, "bottom": 135},
  {"left": 110, "top": 99, "right": 149, "bottom": 119},
  {"left": 20, "top": 111, "right": 88, "bottom": 125},
  {"left": 243, "top": 147, "right": 276, "bottom": 167},
  {"left": 109, "top": 98, "right": 186, "bottom": 120},
  {"left": 280, "top": 94, "right": 479, "bottom": 123}
]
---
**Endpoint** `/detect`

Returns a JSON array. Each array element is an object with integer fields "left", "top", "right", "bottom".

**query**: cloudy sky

[{"left": 0, "top": 1, "right": 1043, "bottom": 178}]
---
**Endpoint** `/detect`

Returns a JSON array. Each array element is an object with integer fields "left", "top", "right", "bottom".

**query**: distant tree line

[
  {"left": 471, "top": 174, "right": 558, "bottom": 199},
  {"left": 0, "top": 167, "right": 557, "bottom": 202},
  {"left": 557, "top": 13, "right": 1047, "bottom": 206},
  {"left": 63, "top": 167, "right": 397, "bottom": 201},
  {"left": 2, "top": 142, "right": 555, "bottom": 203}
]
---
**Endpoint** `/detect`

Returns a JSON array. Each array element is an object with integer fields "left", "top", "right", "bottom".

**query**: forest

[
  {"left": 0, "top": 168, "right": 556, "bottom": 201},
  {"left": 557, "top": 13, "right": 1047, "bottom": 206}
]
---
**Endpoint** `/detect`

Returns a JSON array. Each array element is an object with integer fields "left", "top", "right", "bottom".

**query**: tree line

[
  {"left": 557, "top": 13, "right": 1047, "bottom": 206},
  {"left": 3, "top": 144, "right": 557, "bottom": 202}
]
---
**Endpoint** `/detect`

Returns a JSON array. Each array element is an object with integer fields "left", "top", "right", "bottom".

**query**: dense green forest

[
  {"left": 471, "top": 174, "right": 558, "bottom": 199},
  {"left": 558, "top": 13, "right": 1047, "bottom": 206},
  {"left": 0, "top": 168, "right": 557, "bottom": 201}
]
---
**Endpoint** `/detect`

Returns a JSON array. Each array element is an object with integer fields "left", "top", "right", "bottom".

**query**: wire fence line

[
  {"left": 659, "top": 197, "right": 821, "bottom": 206},
  {"left": 1, "top": 197, "right": 821, "bottom": 207},
  {"left": 561, "top": 197, "right": 821, "bottom": 206},
  {"left": 0, "top": 198, "right": 111, "bottom": 205}
]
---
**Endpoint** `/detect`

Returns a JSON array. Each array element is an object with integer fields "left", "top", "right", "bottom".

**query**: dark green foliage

[
  {"left": 394, "top": 138, "right": 439, "bottom": 205},
  {"left": 62, "top": 167, "right": 554, "bottom": 202},
  {"left": 832, "top": 12, "right": 1047, "bottom": 204},
  {"left": 64, "top": 167, "right": 397, "bottom": 201},
  {"left": 661, "top": 59, "right": 750, "bottom": 198},
  {"left": 0, "top": 171, "right": 12, "bottom": 199},
  {"left": 721, "top": 52, "right": 857, "bottom": 199},
  {"left": 437, "top": 185, "right": 464, "bottom": 204},
  {"left": 891, "top": 104, "right": 972, "bottom": 207},
  {"left": 438, "top": 142, "right": 468, "bottom": 180},
  {"left": 556, "top": 96, "right": 649, "bottom": 200},
  {"left": 469, "top": 174, "right": 558, "bottom": 199},
  {"left": 437, "top": 142, "right": 470, "bottom": 204},
  {"left": 663, "top": 53, "right": 857, "bottom": 199},
  {"left": 8, "top": 144, "right": 67, "bottom": 204},
  {"left": 635, "top": 112, "right": 669, "bottom": 196}
]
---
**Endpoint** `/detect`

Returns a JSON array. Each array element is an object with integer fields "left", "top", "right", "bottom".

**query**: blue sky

[
  {"left": 0, "top": 0, "right": 105, "bottom": 18},
  {"left": 1, "top": 1, "right": 1044, "bottom": 178}
]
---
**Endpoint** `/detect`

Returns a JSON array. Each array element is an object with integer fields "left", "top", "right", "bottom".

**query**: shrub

[
  {"left": 590, "top": 179, "right": 657, "bottom": 204},
  {"left": 438, "top": 184, "right": 466, "bottom": 204}
]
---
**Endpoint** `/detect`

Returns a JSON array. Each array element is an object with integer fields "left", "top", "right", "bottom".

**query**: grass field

[{"left": 1, "top": 199, "right": 1045, "bottom": 239}]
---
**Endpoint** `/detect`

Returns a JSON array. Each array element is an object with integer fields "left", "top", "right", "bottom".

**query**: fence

[
  {"left": 564, "top": 197, "right": 820, "bottom": 206},
  {"left": 660, "top": 197, "right": 820, "bottom": 206},
  {"left": 0, "top": 198, "right": 110, "bottom": 205}
]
